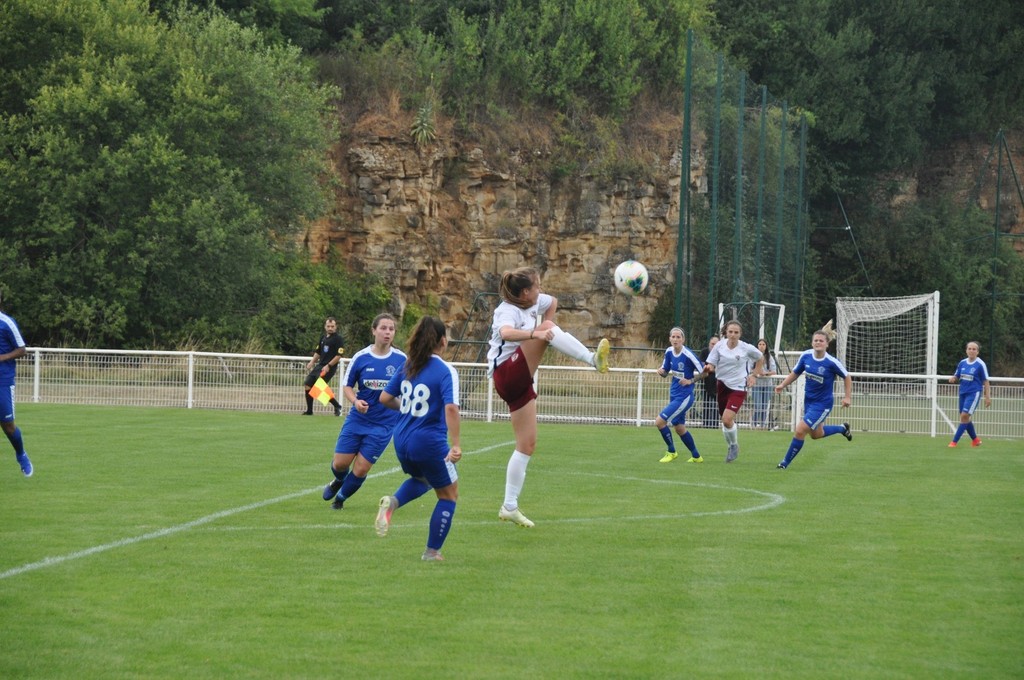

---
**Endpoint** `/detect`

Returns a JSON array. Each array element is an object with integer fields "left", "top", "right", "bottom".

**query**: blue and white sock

[
  {"left": 659, "top": 426, "right": 675, "bottom": 452},
  {"left": 783, "top": 438, "right": 804, "bottom": 466},
  {"left": 427, "top": 499, "right": 457, "bottom": 551}
]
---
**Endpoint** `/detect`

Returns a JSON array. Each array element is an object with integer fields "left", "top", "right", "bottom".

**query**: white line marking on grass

[
  {"left": 575, "top": 472, "right": 786, "bottom": 516},
  {"left": 0, "top": 440, "right": 515, "bottom": 580},
  {"left": 201, "top": 474, "right": 785, "bottom": 533}
]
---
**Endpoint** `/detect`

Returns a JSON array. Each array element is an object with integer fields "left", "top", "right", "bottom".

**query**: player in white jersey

[
  {"left": 703, "top": 320, "right": 764, "bottom": 462},
  {"left": 322, "top": 314, "right": 406, "bottom": 509},
  {"left": 947, "top": 340, "right": 991, "bottom": 447},
  {"left": 487, "top": 266, "right": 611, "bottom": 528}
]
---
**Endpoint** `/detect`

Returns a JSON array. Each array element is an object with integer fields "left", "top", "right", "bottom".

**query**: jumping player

[{"left": 488, "top": 266, "right": 611, "bottom": 528}]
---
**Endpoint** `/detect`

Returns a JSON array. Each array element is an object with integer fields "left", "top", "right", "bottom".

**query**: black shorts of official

[{"left": 304, "top": 363, "right": 338, "bottom": 388}]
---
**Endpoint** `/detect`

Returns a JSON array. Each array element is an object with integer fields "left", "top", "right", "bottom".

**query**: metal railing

[{"left": 15, "top": 348, "right": 1024, "bottom": 439}]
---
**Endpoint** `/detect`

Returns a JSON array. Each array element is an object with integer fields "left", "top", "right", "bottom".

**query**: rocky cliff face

[
  {"left": 304, "top": 128, "right": 1022, "bottom": 347},
  {"left": 305, "top": 136, "right": 687, "bottom": 346}
]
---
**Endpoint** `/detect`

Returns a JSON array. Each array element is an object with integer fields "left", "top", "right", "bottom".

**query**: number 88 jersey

[{"left": 385, "top": 355, "right": 461, "bottom": 457}]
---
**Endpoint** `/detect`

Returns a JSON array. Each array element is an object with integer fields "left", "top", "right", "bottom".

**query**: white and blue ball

[{"left": 614, "top": 260, "right": 649, "bottom": 296}]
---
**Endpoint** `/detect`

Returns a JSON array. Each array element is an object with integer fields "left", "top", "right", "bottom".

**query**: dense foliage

[
  {"left": 3, "top": 0, "right": 1021, "bottom": 368},
  {"left": 0, "top": 0, "right": 384, "bottom": 353}
]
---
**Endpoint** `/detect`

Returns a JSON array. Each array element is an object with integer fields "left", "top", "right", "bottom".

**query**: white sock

[
  {"left": 503, "top": 450, "right": 531, "bottom": 509},
  {"left": 722, "top": 424, "right": 738, "bottom": 446},
  {"left": 548, "top": 326, "right": 595, "bottom": 365}
]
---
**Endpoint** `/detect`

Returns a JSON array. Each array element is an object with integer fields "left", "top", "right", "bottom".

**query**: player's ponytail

[{"left": 405, "top": 316, "right": 447, "bottom": 379}]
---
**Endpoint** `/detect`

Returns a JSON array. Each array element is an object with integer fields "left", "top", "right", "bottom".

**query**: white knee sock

[
  {"left": 722, "top": 424, "right": 738, "bottom": 446},
  {"left": 548, "top": 326, "right": 595, "bottom": 365},
  {"left": 504, "top": 450, "right": 531, "bottom": 509}
]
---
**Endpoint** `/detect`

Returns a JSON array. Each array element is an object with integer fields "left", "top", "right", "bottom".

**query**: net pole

[
  {"left": 774, "top": 101, "right": 788, "bottom": 302},
  {"left": 732, "top": 74, "right": 746, "bottom": 302},
  {"left": 753, "top": 85, "right": 768, "bottom": 305},
  {"left": 928, "top": 291, "right": 941, "bottom": 437},
  {"left": 707, "top": 54, "right": 723, "bottom": 336},
  {"left": 676, "top": 28, "right": 693, "bottom": 330}
]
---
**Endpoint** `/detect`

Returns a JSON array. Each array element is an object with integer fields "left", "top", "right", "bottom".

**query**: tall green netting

[{"left": 675, "top": 30, "right": 809, "bottom": 349}]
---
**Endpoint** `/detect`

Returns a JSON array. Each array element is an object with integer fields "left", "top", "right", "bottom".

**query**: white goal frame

[
  {"left": 836, "top": 291, "right": 941, "bottom": 435},
  {"left": 717, "top": 301, "right": 786, "bottom": 358}
]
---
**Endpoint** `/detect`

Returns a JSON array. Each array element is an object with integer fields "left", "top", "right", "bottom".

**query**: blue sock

[
  {"left": 783, "top": 438, "right": 804, "bottom": 466},
  {"left": 659, "top": 426, "right": 675, "bottom": 452},
  {"left": 338, "top": 473, "right": 365, "bottom": 501},
  {"left": 426, "top": 499, "right": 456, "bottom": 551},
  {"left": 965, "top": 423, "right": 977, "bottom": 440},
  {"left": 394, "top": 477, "right": 431, "bottom": 507},
  {"left": 822, "top": 424, "right": 843, "bottom": 437},
  {"left": 680, "top": 431, "right": 699, "bottom": 458},
  {"left": 331, "top": 465, "right": 348, "bottom": 483},
  {"left": 5, "top": 427, "right": 25, "bottom": 456},
  {"left": 952, "top": 424, "right": 966, "bottom": 443}
]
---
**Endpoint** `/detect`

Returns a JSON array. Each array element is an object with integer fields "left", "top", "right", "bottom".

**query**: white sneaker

[
  {"left": 498, "top": 505, "right": 535, "bottom": 528},
  {"left": 421, "top": 548, "right": 444, "bottom": 561},
  {"left": 375, "top": 495, "right": 396, "bottom": 536}
]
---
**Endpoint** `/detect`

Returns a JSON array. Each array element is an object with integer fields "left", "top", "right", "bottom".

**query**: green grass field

[{"left": 2, "top": 405, "right": 1021, "bottom": 679}]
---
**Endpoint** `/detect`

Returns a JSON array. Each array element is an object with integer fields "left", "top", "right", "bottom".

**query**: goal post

[
  {"left": 716, "top": 301, "right": 786, "bottom": 360},
  {"left": 836, "top": 292, "right": 941, "bottom": 436},
  {"left": 835, "top": 292, "right": 940, "bottom": 376}
]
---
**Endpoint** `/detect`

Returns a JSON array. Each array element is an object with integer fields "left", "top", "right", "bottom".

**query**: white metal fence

[{"left": 15, "top": 348, "right": 1024, "bottom": 439}]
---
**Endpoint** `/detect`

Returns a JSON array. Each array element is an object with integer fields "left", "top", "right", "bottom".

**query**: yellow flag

[{"left": 309, "top": 377, "right": 335, "bottom": 406}]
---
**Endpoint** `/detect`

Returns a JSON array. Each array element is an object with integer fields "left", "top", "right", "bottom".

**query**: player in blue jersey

[
  {"left": 376, "top": 317, "right": 461, "bottom": 561},
  {"left": 322, "top": 314, "right": 406, "bottom": 509},
  {"left": 947, "top": 341, "right": 991, "bottom": 448},
  {"left": 0, "top": 304, "right": 33, "bottom": 477},
  {"left": 655, "top": 327, "right": 707, "bottom": 463},
  {"left": 773, "top": 330, "right": 853, "bottom": 469}
]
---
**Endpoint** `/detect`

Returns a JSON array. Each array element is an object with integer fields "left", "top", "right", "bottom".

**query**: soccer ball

[{"left": 614, "top": 260, "right": 649, "bottom": 296}]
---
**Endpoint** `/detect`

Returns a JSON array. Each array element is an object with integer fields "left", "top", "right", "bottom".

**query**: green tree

[
  {"left": 150, "top": 0, "right": 327, "bottom": 49},
  {"left": 709, "top": 0, "right": 1024, "bottom": 181},
  {"left": 0, "top": 0, "right": 337, "bottom": 349}
]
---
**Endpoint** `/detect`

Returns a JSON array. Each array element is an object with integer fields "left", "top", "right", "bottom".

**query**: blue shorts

[
  {"left": 802, "top": 402, "right": 833, "bottom": 430},
  {"left": 959, "top": 392, "right": 981, "bottom": 416},
  {"left": 0, "top": 384, "right": 14, "bottom": 423},
  {"left": 335, "top": 425, "right": 393, "bottom": 464},
  {"left": 396, "top": 450, "right": 458, "bottom": 489},
  {"left": 659, "top": 394, "right": 694, "bottom": 426}
]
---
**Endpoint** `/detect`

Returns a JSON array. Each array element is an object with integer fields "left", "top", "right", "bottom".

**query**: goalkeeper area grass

[{"left": 2, "top": 405, "right": 1021, "bottom": 678}]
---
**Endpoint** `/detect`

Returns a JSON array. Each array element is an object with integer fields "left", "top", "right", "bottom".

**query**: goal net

[{"left": 835, "top": 292, "right": 940, "bottom": 376}]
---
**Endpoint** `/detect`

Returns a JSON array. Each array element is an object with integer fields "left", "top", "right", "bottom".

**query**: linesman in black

[{"left": 302, "top": 316, "right": 345, "bottom": 416}]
